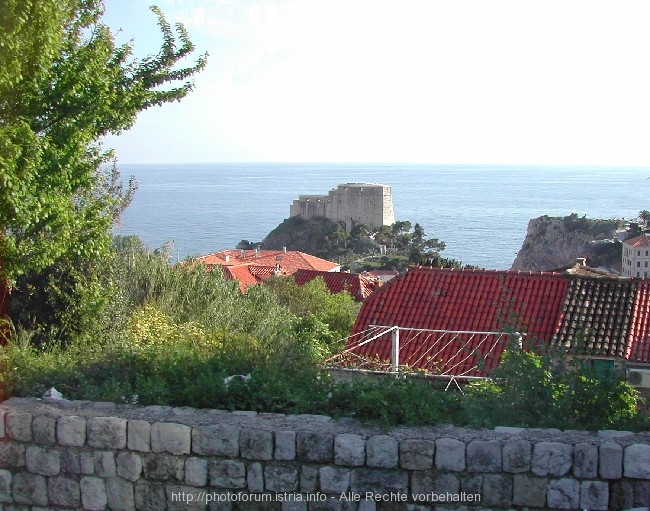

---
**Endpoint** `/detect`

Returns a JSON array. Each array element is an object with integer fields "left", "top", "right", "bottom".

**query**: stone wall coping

[{"left": 2, "top": 397, "right": 650, "bottom": 447}]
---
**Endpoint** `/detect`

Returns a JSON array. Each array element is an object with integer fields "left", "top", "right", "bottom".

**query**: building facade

[
  {"left": 622, "top": 233, "right": 650, "bottom": 277},
  {"left": 289, "top": 183, "right": 395, "bottom": 231}
]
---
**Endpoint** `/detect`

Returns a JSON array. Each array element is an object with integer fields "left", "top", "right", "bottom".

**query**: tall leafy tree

[{"left": 0, "top": 0, "right": 207, "bottom": 285}]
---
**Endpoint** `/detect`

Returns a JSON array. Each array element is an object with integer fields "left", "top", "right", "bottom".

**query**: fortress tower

[{"left": 290, "top": 183, "right": 395, "bottom": 231}]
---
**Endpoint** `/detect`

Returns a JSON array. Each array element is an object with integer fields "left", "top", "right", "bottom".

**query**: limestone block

[
  {"left": 13, "top": 473, "right": 47, "bottom": 506},
  {"left": 5, "top": 412, "right": 32, "bottom": 442},
  {"left": 81, "top": 476, "right": 108, "bottom": 511},
  {"left": 434, "top": 438, "right": 465, "bottom": 472},
  {"left": 210, "top": 459, "right": 246, "bottom": 489},
  {"left": 411, "top": 471, "right": 459, "bottom": 497},
  {"left": 297, "top": 431, "right": 334, "bottom": 462},
  {"left": 240, "top": 428, "right": 273, "bottom": 460},
  {"left": 141, "top": 453, "right": 184, "bottom": 481},
  {"left": 0, "top": 443, "right": 25, "bottom": 468},
  {"left": 580, "top": 480, "right": 609, "bottom": 511},
  {"left": 247, "top": 462, "right": 264, "bottom": 492},
  {"left": 87, "top": 416, "right": 127, "bottom": 449},
  {"left": 547, "top": 478, "right": 579, "bottom": 510},
  {"left": 32, "top": 415, "right": 56, "bottom": 446},
  {"left": 264, "top": 463, "right": 298, "bottom": 492},
  {"left": 351, "top": 468, "right": 408, "bottom": 497},
  {"left": 282, "top": 500, "right": 308, "bottom": 511},
  {"left": 80, "top": 451, "right": 95, "bottom": 475},
  {"left": 366, "top": 435, "right": 398, "bottom": 469},
  {"left": 135, "top": 480, "right": 166, "bottom": 511},
  {"left": 106, "top": 476, "right": 135, "bottom": 511},
  {"left": 47, "top": 476, "right": 81, "bottom": 508},
  {"left": 512, "top": 474, "right": 546, "bottom": 508},
  {"left": 167, "top": 484, "right": 209, "bottom": 511},
  {"left": 127, "top": 419, "right": 151, "bottom": 452},
  {"left": 93, "top": 450, "right": 117, "bottom": 477},
  {"left": 319, "top": 466, "right": 350, "bottom": 494},
  {"left": 151, "top": 422, "right": 191, "bottom": 455},
  {"left": 624, "top": 444, "right": 650, "bottom": 479},
  {"left": 0, "top": 469, "right": 12, "bottom": 503},
  {"left": 116, "top": 451, "right": 143, "bottom": 482},
  {"left": 573, "top": 442, "right": 598, "bottom": 479},
  {"left": 466, "top": 440, "right": 501, "bottom": 472},
  {"left": 275, "top": 430, "right": 296, "bottom": 460},
  {"left": 192, "top": 424, "right": 240, "bottom": 456},
  {"left": 531, "top": 442, "right": 573, "bottom": 477},
  {"left": 502, "top": 440, "right": 531, "bottom": 473},
  {"left": 25, "top": 446, "right": 60, "bottom": 476},
  {"left": 60, "top": 447, "right": 81, "bottom": 474},
  {"left": 185, "top": 457, "right": 208, "bottom": 487},
  {"left": 461, "top": 474, "right": 482, "bottom": 495},
  {"left": 599, "top": 441, "right": 623, "bottom": 479},
  {"left": 482, "top": 474, "right": 512, "bottom": 507},
  {"left": 300, "top": 464, "right": 319, "bottom": 493},
  {"left": 400, "top": 439, "right": 434, "bottom": 470},
  {"left": 335, "top": 433, "right": 365, "bottom": 466},
  {"left": 57, "top": 416, "right": 86, "bottom": 447}
]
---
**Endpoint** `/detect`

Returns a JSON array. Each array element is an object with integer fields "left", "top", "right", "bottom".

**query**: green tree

[{"left": 0, "top": 0, "right": 207, "bottom": 285}]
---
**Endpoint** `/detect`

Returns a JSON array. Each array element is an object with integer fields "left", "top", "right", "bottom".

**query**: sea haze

[{"left": 114, "top": 163, "right": 650, "bottom": 269}]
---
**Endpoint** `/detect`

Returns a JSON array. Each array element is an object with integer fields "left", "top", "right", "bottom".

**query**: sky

[{"left": 101, "top": 0, "right": 650, "bottom": 166}]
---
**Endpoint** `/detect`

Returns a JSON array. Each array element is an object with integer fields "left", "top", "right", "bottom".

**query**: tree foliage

[{"left": 0, "top": 0, "right": 207, "bottom": 283}]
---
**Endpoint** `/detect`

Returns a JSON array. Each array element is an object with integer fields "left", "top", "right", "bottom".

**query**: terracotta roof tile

[
  {"left": 624, "top": 233, "right": 650, "bottom": 248},
  {"left": 293, "top": 269, "right": 381, "bottom": 301},
  {"left": 629, "top": 279, "right": 650, "bottom": 363},
  {"left": 347, "top": 267, "right": 569, "bottom": 376},
  {"left": 195, "top": 249, "right": 339, "bottom": 291}
]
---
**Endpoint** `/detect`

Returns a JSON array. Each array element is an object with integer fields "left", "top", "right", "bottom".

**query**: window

[
  {"left": 637, "top": 261, "right": 641, "bottom": 267},
  {"left": 592, "top": 359, "right": 615, "bottom": 379}
]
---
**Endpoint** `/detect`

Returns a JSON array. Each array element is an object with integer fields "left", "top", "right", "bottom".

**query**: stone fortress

[{"left": 290, "top": 183, "right": 395, "bottom": 232}]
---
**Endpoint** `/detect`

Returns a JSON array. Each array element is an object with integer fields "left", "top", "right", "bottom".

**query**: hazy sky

[{"left": 102, "top": 0, "right": 650, "bottom": 165}]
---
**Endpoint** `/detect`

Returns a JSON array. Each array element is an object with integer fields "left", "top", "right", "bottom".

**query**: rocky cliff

[{"left": 511, "top": 214, "right": 623, "bottom": 272}]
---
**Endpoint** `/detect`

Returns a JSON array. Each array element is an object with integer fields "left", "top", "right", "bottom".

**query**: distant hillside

[{"left": 511, "top": 214, "right": 624, "bottom": 272}]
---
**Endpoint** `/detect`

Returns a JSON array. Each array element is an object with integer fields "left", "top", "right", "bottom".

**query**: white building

[{"left": 622, "top": 233, "right": 650, "bottom": 277}]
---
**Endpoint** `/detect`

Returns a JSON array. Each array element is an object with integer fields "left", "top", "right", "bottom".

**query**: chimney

[
  {"left": 254, "top": 249, "right": 259, "bottom": 258},
  {"left": 283, "top": 246, "right": 287, "bottom": 253},
  {"left": 225, "top": 255, "right": 230, "bottom": 263}
]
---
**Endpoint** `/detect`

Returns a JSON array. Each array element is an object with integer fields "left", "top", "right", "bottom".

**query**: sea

[{"left": 114, "top": 163, "right": 650, "bottom": 270}]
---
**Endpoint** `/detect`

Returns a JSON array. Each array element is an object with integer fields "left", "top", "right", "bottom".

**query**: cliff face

[{"left": 511, "top": 215, "right": 623, "bottom": 272}]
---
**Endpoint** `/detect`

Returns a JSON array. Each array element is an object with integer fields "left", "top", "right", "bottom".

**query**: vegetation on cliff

[
  {"left": 512, "top": 213, "right": 625, "bottom": 272},
  {"left": 260, "top": 216, "right": 476, "bottom": 272}
]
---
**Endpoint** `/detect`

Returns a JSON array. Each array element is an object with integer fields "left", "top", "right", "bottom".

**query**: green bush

[{"left": 464, "top": 339, "right": 645, "bottom": 430}]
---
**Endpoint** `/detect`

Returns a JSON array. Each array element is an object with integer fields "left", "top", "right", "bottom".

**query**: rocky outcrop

[
  {"left": 511, "top": 215, "right": 623, "bottom": 272},
  {"left": 261, "top": 216, "right": 340, "bottom": 255}
]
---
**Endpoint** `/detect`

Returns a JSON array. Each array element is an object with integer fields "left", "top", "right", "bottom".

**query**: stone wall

[
  {"left": 290, "top": 183, "right": 395, "bottom": 232},
  {"left": 0, "top": 398, "right": 649, "bottom": 511}
]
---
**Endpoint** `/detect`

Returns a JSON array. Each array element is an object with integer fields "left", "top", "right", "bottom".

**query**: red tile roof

[
  {"left": 195, "top": 249, "right": 340, "bottom": 291},
  {"left": 196, "top": 249, "right": 339, "bottom": 274},
  {"left": 624, "top": 234, "right": 650, "bottom": 247},
  {"left": 629, "top": 280, "right": 650, "bottom": 364},
  {"left": 293, "top": 269, "right": 381, "bottom": 301},
  {"left": 341, "top": 267, "right": 650, "bottom": 377},
  {"left": 345, "top": 268, "right": 569, "bottom": 376}
]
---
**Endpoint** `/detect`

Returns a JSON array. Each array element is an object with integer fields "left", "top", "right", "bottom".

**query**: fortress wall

[
  {"left": 290, "top": 184, "right": 395, "bottom": 232},
  {"left": 1, "top": 397, "right": 649, "bottom": 510}
]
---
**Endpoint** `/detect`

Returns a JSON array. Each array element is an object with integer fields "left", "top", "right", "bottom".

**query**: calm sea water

[{"left": 114, "top": 163, "right": 650, "bottom": 269}]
